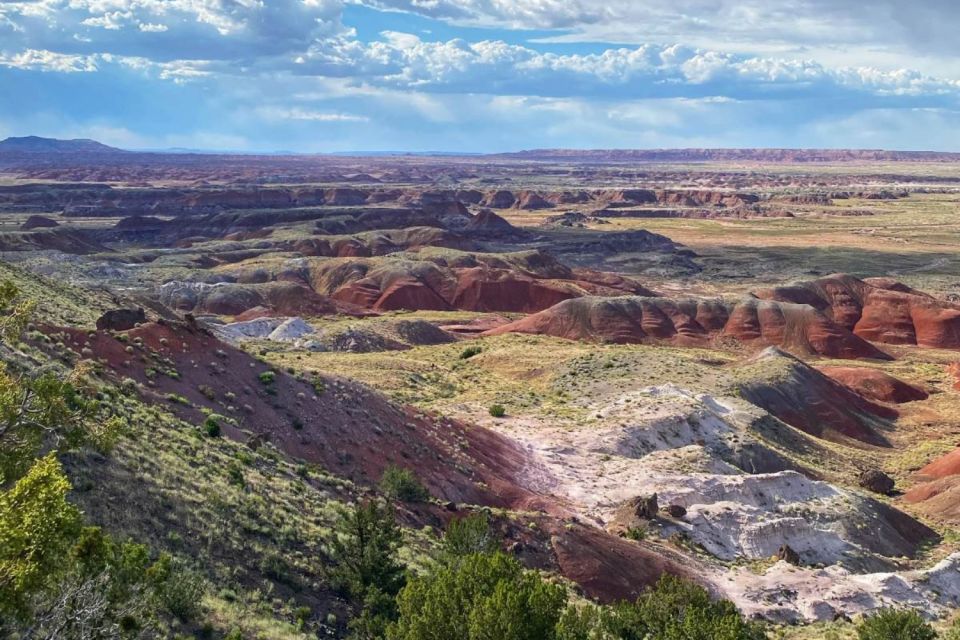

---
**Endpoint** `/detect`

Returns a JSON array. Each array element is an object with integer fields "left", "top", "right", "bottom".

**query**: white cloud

[
  {"left": 259, "top": 107, "right": 371, "bottom": 122},
  {"left": 298, "top": 36, "right": 960, "bottom": 102},
  {"left": 0, "top": 48, "right": 98, "bottom": 72}
]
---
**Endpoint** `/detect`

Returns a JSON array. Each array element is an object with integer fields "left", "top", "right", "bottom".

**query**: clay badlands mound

[
  {"left": 160, "top": 249, "right": 656, "bottom": 317},
  {"left": 756, "top": 274, "right": 960, "bottom": 348},
  {"left": 485, "top": 288, "right": 886, "bottom": 358},
  {"left": 488, "top": 273, "right": 960, "bottom": 355}
]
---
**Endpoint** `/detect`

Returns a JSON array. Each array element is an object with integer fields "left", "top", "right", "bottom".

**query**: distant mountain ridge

[
  {"left": 491, "top": 148, "right": 960, "bottom": 163},
  {"left": 3, "top": 136, "right": 960, "bottom": 162},
  {"left": 0, "top": 136, "right": 124, "bottom": 154}
]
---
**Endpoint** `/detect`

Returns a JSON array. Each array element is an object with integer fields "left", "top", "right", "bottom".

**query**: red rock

[
  {"left": 904, "top": 475, "right": 960, "bottom": 523},
  {"left": 756, "top": 274, "right": 960, "bottom": 349},
  {"left": 451, "top": 268, "right": 579, "bottom": 313},
  {"left": 515, "top": 191, "right": 554, "bottom": 209},
  {"left": 818, "top": 367, "right": 928, "bottom": 403},
  {"left": 486, "top": 295, "right": 889, "bottom": 359},
  {"left": 738, "top": 348, "right": 895, "bottom": 446},
  {"left": 306, "top": 253, "right": 656, "bottom": 315},
  {"left": 323, "top": 187, "right": 369, "bottom": 205}
]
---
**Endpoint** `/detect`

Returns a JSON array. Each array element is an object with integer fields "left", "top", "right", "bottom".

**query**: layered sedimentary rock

[
  {"left": 736, "top": 348, "right": 895, "bottom": 446},
  {"left": 484, "top": 295, "right": 889, "bottom": 359},
  {"left": 755, "top": 274, "right": 960, "bottom": 349}
]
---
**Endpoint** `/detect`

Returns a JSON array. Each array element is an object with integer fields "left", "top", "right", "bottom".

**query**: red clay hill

[
  {"left": 905, "top": 448, "right": 960, "bottom": 524},
  {"left": 755, "top": 274, "right": 960, "bottom": 349},
  {"left": 817, "top": 367, "right": 928, "bottom": 404},
  {"left": 484, "top": 294, "right": 888, "bottom": 359},
  {"left": 196, "top": 250, "right": 658, "bottom": 317},
  {"left": 736, "top": 348, "right": 896, "bottom": 447}
]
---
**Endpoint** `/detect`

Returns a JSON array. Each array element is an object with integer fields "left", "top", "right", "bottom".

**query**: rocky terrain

[{"left": 5, "top": 140, "right": 960, "bottom": 638}]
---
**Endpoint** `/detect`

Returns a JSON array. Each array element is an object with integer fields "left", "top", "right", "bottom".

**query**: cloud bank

[{"left": 0, "top": 0, "right": 958, "bottom": 151}]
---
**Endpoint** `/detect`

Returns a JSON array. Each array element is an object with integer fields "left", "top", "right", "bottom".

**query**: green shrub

[
  {"left": 294, "top": 605, "right": 312, "bottom": 624},
  {"left": 625, "top": 526, "right": 647, "bottom": 541},
  {"left": 555, "top": 576, "right": 764, "bottom": 640},
  {"left": 226, "top": 463, "right": 245, "bottom": 488},
  {"left": 554, "top": 604, "right": 614, "bottom": 640},
  {"left": 857, "top": 609, "right": 936, "bottom": 640},
  {"left": 329, "top": 500, "right": 406, "bottom": 637},
  {"left": 488, "top": 404, "right": 506, "bottom": 418},
  {"left": 620, "top": 575, "right": 766, "bottom": 640},
  {"left": 146, "top": 555, "right": 206, "bottom": 622},
  {"left": 388, "top": 552, "right": 566, "bottom": 640},
  {"left": 258, "top": 371, "right": 276, "bottom": 385},
  {"left": 442, "top": 513, "right": 499, "bottom": 559},
  {"left": 203, "top": 416, "right": 221, "bottom": 437},
  {"left": 0, "top": 455, "right": 82, "bottom": 619},
  {"left": 459, "top": 346, "right": 482, "bottom": 360},
  {"left": 379, "top": 465, "right": 429, "bottom": 502}
]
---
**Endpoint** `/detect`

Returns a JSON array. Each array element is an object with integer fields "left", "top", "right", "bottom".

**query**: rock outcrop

[
  {"left": 858, "top": 469, "right": 896, "bottom": 495},
  {"left": 96, "top": 308, "right": 146, "bottom": 331},
  {"left": 20, "top": 214, "right": 59, "bottom": 230}
]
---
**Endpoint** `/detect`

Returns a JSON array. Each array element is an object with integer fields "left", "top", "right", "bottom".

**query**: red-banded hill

[
  {"left": 203, "top": 250, "right": 658, "bottom": 316},
  {"left": 755, "top": 274, "right": 960, "bottom": 349},
  {"left": 484, "top": 295, "right": 889, "bottom": 359}
]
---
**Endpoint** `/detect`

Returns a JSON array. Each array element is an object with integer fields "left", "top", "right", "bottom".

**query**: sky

[{"left": 1, "top": 0, "right": 960, "bottom": 153}]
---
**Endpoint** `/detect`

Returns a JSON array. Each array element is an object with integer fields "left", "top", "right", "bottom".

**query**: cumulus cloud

[
  {"left": 2, "top": 0, "right": 960, "bottom": 152},
  {"left": 0, "top": 0, "right": 348, "bottom": 60},
  {"left": 363, "top": 0, "right": 960, "bottom": 59},
  {"left": 0, "top": 48, "right": 99, "bottom": 72},
  {"left": 296, "top": 35, "right": 960, "bottom": 103}
]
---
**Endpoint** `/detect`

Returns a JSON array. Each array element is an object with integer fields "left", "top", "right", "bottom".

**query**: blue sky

[{"left": 1, "top": 0, "right": 960, "bottom": 152}]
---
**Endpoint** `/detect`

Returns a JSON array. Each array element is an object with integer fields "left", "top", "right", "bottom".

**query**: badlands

[{"left": 5, "top": 139, "right": 960, "bottom": 637}]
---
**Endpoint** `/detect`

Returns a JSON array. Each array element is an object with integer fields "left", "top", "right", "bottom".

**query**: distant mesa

[{"left": 0, "top": 135, "right": 124, "bottom": 154}]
